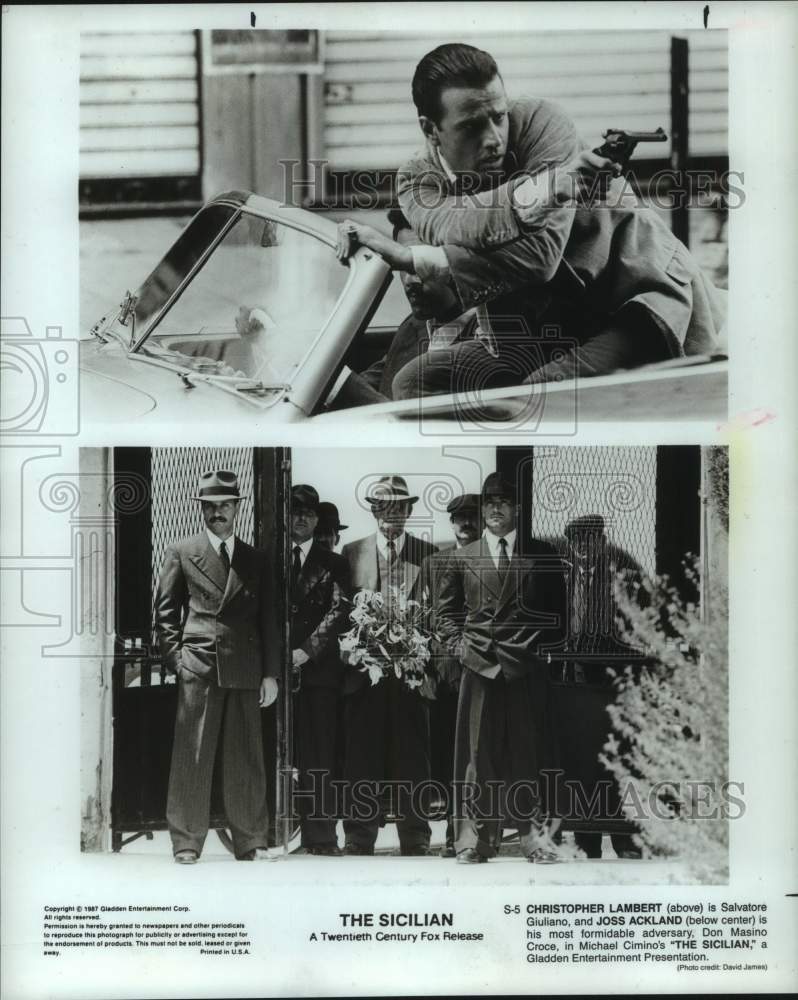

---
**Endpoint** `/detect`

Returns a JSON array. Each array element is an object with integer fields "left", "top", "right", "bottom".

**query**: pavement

[{"left": 106, "top": 823, "right": 696, "bottom": 886}]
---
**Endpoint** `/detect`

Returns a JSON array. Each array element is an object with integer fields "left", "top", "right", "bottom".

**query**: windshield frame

[
  {"left": 129, "top": 197, "right": 354, "bottom": 358},
  {"left": 118, "top": 192, "right": 392, "bottom": 413}
]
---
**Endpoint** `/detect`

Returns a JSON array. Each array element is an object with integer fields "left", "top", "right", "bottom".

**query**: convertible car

[{"left": 80, "top": 191, "right": 728, "bottom": 427}]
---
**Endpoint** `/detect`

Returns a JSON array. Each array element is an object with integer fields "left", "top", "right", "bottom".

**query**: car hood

[{"left": 79, "top": 338, "right": 302, "bottom": 424}]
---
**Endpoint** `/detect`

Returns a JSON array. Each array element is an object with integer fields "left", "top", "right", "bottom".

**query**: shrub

[{"left": 601, "top": 560, "right": 729, "bottom": 882}]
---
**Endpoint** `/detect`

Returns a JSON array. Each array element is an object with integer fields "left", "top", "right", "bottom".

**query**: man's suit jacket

[
  {"left": 341, "top": 531, "right": 438, "bottom": 695},
  {"left": 291, "top": 540, "right": 351, "bottom": 688},
  {"left": 436, "top": 535, "right": 567, "bottom": 682},
  {"left": 154, "top": 532, "right": 277, "bottom": 689},
  {"left": 420, "top": 542, "right": 464, "bottom": 690},
  {"left": 397, "top": 97, "right": 725, "bottom": 358}
]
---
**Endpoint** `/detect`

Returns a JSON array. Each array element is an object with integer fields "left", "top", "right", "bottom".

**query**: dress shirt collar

[
  {"left": 376, "top": 531, "right": 406, "bottom": 560},
  {"left": 206, "top": 529, "right": 235, "bottom": 559},
  {"left": 435, "top": 147, "right": 515, "bottom": 186},
  {"left": 292, "top": 536, "right": 315, "bottom": 567},
  {"left": 483, "top": 528, "right": 517, "bottom": 565}
]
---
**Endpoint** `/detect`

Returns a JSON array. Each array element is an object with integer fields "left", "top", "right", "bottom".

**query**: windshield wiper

[
  {"left": 175, "top": 370, "right": 287, "bottom": 394},
  {"left": 234, "top": 380, "right": 289, "bottom": 394}
]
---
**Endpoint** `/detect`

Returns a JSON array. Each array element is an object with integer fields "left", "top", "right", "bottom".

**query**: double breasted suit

[
  {"left": 155, "top": 532, "right": 276, "bottom": 857},
  {"left": 290, "top": 541, "right": 351, "bottom": 848},
  {"left": 340, "top": 531, "right": 437, "bottom": 852},
  {"left": 436, "top": 535, "right": 568, "bottom": 857}
]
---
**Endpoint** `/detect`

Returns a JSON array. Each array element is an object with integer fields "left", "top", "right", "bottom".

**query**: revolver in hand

[
  {"left": 593, "top": 127, "right": 667, "bottom": 173},
  {"left": 578, "top": 127, "right": 667, "bottom": 204}
]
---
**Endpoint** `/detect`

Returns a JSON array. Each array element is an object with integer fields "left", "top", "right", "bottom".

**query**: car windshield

[{"left": 132, "top": 210, "right": 350, "bottom": 387}]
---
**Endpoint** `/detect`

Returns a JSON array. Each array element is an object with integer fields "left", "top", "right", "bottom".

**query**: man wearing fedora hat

[
  {"left": 289, "top": 484, "right": 352, "bottom": 855},
  {"left": 340, "top": 474, "right": 438, "bottom": 856},
  {"left": 421, "top": 493, "right": 482, "bottom": 857},
  {"left": 155, "top": 470, "right": 279, "bottom": 863},
  {"left": 558, "top": 514, "right": 646, "bottom": 860},
  {"left": 314, "top": 501, "right": 349, "bottom": 552},
  {"left": 436, "top": 472, "right": 567, "bottom": 864}
]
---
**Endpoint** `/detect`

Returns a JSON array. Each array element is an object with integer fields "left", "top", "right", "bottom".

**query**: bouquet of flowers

[{"left": 339, "top": 586, "right": 437, "bottom": 698}]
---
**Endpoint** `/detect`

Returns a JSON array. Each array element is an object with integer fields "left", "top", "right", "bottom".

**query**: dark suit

[
  {"left": 436, "top": 535, "right": 567, "bottom": 857},
  {"left": 553, "top": 537, "right": 647, "bottom": 857},
  {"left": 340, "top": 531, "right": 437, "bottom": 851},
  {"left": 291, "top": 541, "right": 351, "bottom": 848},
  {"left": 421, "top": 543, "right": 464, "bottom": 849},
  {"left": 154, "top": 532, "right": 276, "bottom": 857}
]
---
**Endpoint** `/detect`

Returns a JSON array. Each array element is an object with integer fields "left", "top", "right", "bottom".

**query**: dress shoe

[
  {"left": 238, "top": 847, "right": 274, "bottom": 861},
  {"left": 343, "top": 844, "right": 374, "bottom": 856},
  {"left": 400, "top": 845, "right": 429, "bottom": 857},
  {"left": 174, "top": 849, "right": 199, "bottom": 865},
  {"left": 456, "top": 848, "right": 488, "bottom": 864},
  {"left": 439, "top": 845, "right": 457, "bottom": 858},
  {"left": 307, "top": 845, "right": 342, "bottom": 856},
  {"left": 527, "top": 846, "right": 561, "bottom": 864}
]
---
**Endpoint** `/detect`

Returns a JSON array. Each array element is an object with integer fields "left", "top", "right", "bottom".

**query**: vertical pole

[
  {"left": 254, "top": 447, "right": 291, "bottom": 850},
  {"left": 80, "top": 448, "right": 116, "bottom": 852},
  {"left": 670, "top": 36, "right": 690, "bottom": 247},
  {"left": 496, "top": 446, "right": 535, "bottom": 550},
  {"left": 656, "top": 446, "right": 701, "bottom": 603}
]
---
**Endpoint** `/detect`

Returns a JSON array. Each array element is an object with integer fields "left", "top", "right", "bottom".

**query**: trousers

[
  {"left": 453, "top": 670, "right": 547, "bottom": 858},
  {"left": 167, "top": 669, "right": 269, "bottom": 858},
  {"left": 342, "top": 674, "right": 431, "bottom": 851},
  {"left": 391, "top": 312, "right": 666, "bottom": 401}
]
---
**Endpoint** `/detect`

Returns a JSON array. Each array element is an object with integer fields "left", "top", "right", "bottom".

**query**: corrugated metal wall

[
  {"left": 79, "top": 30, "right": 727, "bottom": 188},
  {"left": 80, "top": 31, "right": 200, "bottom": 179},
  {"left": 323, "top": 30, "right": 728, "bottom": 170}
]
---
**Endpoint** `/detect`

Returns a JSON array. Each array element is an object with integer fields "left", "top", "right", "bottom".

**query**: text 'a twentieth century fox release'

[{"left": 504, "top": 900, "right": 770, "bottom": 972}]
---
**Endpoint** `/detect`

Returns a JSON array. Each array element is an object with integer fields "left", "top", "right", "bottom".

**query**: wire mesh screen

[
  {"left": 531, "top": 446, "right": 657, "bottom": 577},
  {"left": 150, "top": 448, "right": 256, "bottom": 617}
]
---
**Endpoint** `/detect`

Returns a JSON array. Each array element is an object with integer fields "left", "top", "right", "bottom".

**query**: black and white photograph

[
  {"left": 77, "top": 24, "right": 729, "bottom": 428},
  {"left": 1, "top": 3, "right": 797, "bottom": 999},
  {"left": 79, "top": 444, "right": 729, "bottom": 882}
]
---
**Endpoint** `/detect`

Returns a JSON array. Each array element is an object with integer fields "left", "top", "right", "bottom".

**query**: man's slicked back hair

[{"left": 412, "top": 43, "right": 501, "bottom": 124}]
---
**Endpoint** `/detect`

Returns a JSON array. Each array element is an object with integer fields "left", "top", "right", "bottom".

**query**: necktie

[
  {"left": 497, "top": 537, "right": 510, "bottom": 578},
  {"left": 219, "top": 540, "right": 230, "bottom": 576},
  {"left": 573, "top": 567, "right": 587, "bottom": 635},
  {"left": 387, "top": 540, "right": 396, "bottom": 563},
  {"left": 292, "top": 544, "right": 302, "bottom": 581}
]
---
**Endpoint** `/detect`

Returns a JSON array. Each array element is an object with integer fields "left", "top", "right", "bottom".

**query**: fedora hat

[
  {"left": 366, "top": 474, "right": 419, "bottom": 505},
  {"left": 317, "top": 501, "right": 348, "bottom": 531},
  {"left": 192, "top": 469, "right": 247, "bottom": 502},
  {"left": 291, "top": 484, "right": 321, "bottom": 513},
  {"left": 481, "top": 472, "right": 516, "bottom": 501},
  {"left": 565, "top": 514, "right": 606, "bottom": 537},
  {"left": 446, "top": 493, "right": 481, "bottom": 517}
]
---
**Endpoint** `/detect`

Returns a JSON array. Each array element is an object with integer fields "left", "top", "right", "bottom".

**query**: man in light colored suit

[
  {"left": 338, "top": 43, "right": 724, "bottom": 400},
  {"left": 154, "top": 470, "right": 279, "bottom": 863},
  {"left": 340, "top": 475, "right": 438, "bottom": 856},
  {"left": 436, "top": 473, "right": 567, "bottom": 864}
]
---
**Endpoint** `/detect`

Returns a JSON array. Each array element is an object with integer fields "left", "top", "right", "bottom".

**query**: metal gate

[
  {"left": 149, "top": 448, "right": 257, "bottom": 626},
  {"left": 530, "top": 445, "right": 657, "bottom": 576},
  {"left": 497, "top": 445, "right": 701, "bottom": 836},
  {"left": 111, "top": 447, "right": 289, "bottom": 852}
]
